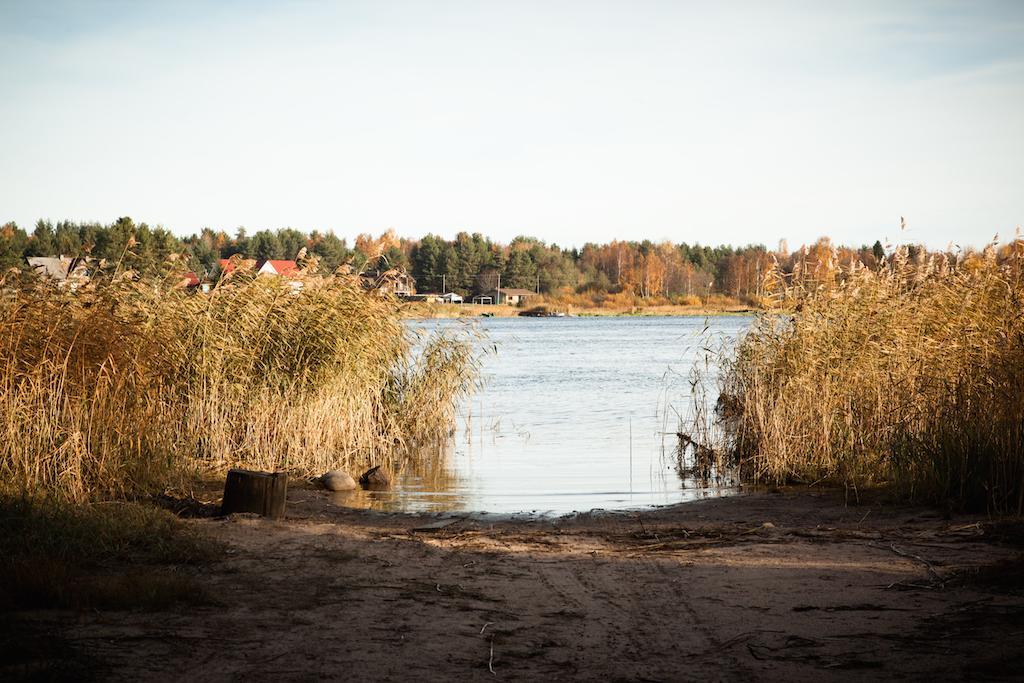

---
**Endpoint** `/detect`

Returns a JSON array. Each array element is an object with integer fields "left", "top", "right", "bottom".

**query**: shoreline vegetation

[
  {"left": 682, "top": 238, "right": 1024, "bottom": 514},
  {"left": 400, "top": 300, "right": 757, "bottom": 319},
  {"left": 1, "top": 235, "right": 1020, "bottom": 513},
  {"left": 0, "top": 257, "right": 479, "bottom": 504}
]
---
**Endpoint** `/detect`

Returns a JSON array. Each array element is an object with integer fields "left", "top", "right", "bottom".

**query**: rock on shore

[{"left": 321, "top": 469, "right": 357, "bottom": 491}]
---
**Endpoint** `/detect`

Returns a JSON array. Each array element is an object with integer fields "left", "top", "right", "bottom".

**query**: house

[
  {"left": 360, "top": 269, "right": 416, "bottom": 297},
  {"left": 258, "top": 260, "right": 300, "bottom": 277},
  {"left": 175, "top": 272, "right": 214, "bottom": 293},
  {"left": 217, "top": 258, "right": 257, "bottom": 276},
  {"left": 402, "top": 292, "right": 440, "bottom": 302},
  {"left": 216, "top": 257, "right": 304, "bottom": 290},
  {"left": 402, "top": 291, "right": 463, "bottom": 304},
  {"left": 26, "top": 256, "right": 90, "bottom": 287},
  {"left": 175, "top": 271, "right": 202, "bottom": 289},
  {"left": 484, "top": 288, "right": 537, "bottom": 305}
]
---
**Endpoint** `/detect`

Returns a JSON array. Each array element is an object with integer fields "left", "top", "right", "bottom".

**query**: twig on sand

[
  {"left": 871, "top": 542, "right": 944, "bottom": 583},
  {"left": 889, "top": 543, "right": 944, "bottom": 581},
  {"left": 481, "top": 622, "right": 493, "bottom": 634},
  {"left": 634, "top": 513, "right": 651, "bottom": 538},
  {"left": 886, "top": 580, "right": 936, "bottom": 591}
]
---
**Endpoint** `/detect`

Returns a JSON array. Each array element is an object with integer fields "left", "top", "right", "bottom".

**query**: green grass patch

[{"left": 0, "top": 497, "right": 221, "bottom": 612}]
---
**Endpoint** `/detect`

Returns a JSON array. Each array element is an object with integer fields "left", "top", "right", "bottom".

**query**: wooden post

[{"left": 221, "top": 468, "right": 287, "bottom": 519}]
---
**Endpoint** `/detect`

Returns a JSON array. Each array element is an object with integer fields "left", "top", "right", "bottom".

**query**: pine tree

[{"left": 27, "top": 220, "right": 56, "bottom": 257}]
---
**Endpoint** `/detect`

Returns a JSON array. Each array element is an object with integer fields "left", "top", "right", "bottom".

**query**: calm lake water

[{"left": 333, "top": 315, "right": 752, "bottom": 515}]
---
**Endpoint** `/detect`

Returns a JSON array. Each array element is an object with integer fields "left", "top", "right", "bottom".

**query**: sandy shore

[{"left": 9, "top": 490, "right": 1024, "bottom": 681}]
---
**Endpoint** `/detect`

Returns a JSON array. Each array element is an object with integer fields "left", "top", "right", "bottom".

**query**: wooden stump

[{"left": 221, "top": 468, "right": 287, "bottom": 519}]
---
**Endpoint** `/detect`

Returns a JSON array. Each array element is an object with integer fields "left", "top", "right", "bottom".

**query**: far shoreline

[{"left": 400, "top": 302, "right": 761, "bottom": 319}]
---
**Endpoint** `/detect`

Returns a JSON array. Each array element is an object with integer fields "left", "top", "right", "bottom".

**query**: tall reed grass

[
  {"left": 706, "top": 240, "right": 1024, "bottom": 512},
  {"left": 0, "top": 262, "right": 478, "bottom": 502}
]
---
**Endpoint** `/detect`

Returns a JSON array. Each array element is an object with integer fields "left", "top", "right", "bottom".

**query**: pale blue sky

[{"left": 1, "top": 1, "right": 1022, "bottom": 248}]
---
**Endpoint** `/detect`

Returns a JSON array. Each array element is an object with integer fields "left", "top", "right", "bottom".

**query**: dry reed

[
  {"left": 706, "top": 239, "right": 1024, "bottom": 512},
  {"left": 0, "top": 261, "right": 478, "bottom": 502}
]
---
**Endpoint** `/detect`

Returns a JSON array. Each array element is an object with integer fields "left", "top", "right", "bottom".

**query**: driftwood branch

[{"left": 870, "top": 541, "right": 944, "bottom": 583}]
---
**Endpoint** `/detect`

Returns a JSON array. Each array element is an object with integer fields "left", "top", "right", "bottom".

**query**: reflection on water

[{"left": 338, "top": 315, "right": 752, "bottom": 515}]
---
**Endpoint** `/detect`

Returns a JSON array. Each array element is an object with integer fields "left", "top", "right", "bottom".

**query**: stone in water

[{"left": 360, "top": 466, "right": 390, "bottom": 490}]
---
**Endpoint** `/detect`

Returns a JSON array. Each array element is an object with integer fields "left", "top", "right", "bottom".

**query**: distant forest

[{"left": 1, "top": 216, "right": 898, "bottom": 300}]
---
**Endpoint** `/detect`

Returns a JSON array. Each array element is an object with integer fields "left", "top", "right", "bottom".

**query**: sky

[{"left": 1, "top": 1, "right": 1022, "bottom": 250}]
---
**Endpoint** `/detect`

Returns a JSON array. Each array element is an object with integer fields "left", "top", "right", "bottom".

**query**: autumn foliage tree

[{"left": 3, "top": 214, "right": 983, "bottom": 308}]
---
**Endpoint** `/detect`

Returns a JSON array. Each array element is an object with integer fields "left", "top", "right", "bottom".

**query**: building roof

[
  {"left": 493, "top": 288, "right": 537, "bottom": 296},
  {"left": 261, "top": 260, "right": 300, "bottom": 277},
  {"left": 27, "top": 257, "right": 70, "bottom": 280},
  {"left": 179, "top": 271, "right": 201, "bottom": 287},
  {"left": 218, "top": 258, "right": 257, "bottom": 274},
  {"left": 27, "top": 256, "right": 89, "bottom": 281}
]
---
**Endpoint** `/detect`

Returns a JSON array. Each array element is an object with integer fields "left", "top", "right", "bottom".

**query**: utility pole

[
  {"left": 442, "top": 273, "right": 445, "bottom": 294},
  {"left": 496, "top": 272, "right": 501, "bottom": 305}
]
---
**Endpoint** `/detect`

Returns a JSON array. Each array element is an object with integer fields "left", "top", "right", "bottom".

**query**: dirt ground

[{"left": 9, "top": 489, "right": 1024, "bottom": 681}]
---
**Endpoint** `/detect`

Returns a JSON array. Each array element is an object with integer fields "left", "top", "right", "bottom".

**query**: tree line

[{"left": 2, "top": 216, "right": 897, "bottom": 300}]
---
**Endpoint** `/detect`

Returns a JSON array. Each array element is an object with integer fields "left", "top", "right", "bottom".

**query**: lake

[{"left": 332, "top": 315, "right": 752, "bottom": 514}]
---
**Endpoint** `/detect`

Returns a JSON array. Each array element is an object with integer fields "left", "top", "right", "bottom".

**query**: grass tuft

[{"left": 0, "top": 497, "right": 220, "bottom": 611}]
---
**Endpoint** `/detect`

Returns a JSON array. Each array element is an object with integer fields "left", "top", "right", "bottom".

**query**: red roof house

[
  {"left": 179, "top": 271, "right": 201, "bottom": 288},
  {"left": 218, "top": 258, "right": 257, "bottom": 275},
  {"left": 258, "top": 260, "right": 300, "bottom": 277}
]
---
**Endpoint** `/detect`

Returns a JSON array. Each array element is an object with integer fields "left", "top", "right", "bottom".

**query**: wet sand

[{"left": 12, "top": 490, "right": 1024, "bottom": 681}]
